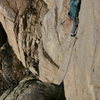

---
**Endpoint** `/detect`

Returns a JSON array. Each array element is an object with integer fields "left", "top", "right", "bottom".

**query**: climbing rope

[{"left": 54, "top": 36, "right": 77, "bottom": 85}]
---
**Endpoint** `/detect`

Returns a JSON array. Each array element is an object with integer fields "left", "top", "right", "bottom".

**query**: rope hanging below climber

[{"left": 54, "top": 0, "right": 81, "bottom": 85}]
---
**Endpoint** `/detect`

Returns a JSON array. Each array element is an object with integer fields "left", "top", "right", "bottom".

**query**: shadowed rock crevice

[
  {"left": 0, "top": 23, "right": 7, "bottom": 47},
  {"left": 0, "top": 43, "right": 17, "bottom": 95},
  {"left": 0, "top": 78, "right": 66, "bottom": 100},
  {"left": 0, "top": 42, "right": 33, "bottom": 96},
  {"left": 13, "top": 0, "right": 48, "bottom": 76}
]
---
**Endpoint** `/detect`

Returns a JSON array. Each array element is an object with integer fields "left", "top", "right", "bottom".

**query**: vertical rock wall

[
  {"left": 64, "top": 0, "right": 100, "bottom": 100},
  {"left": 40, "top": 0, "right": 100, "bottom": 100},
  {"left": 0, "top": 0, "right": 100, "bottom": 100}
]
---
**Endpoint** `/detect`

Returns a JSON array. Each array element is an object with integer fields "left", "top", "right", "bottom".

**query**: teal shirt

[{"left": 69, "top": 0, "right": 81, "bottom": 19}]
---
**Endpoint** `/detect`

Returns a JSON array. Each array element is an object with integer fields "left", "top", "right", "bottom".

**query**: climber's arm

[{"left": 75, "top": 0, "right": 81, "bottom": 6}]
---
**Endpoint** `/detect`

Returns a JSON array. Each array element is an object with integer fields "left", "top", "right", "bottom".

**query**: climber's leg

[{"left": 70, "top": 17, "right": 79, "bottom": 37}]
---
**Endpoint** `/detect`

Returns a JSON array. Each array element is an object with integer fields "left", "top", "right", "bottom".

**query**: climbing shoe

[{"left": 70, "top": 32, "right": 76, "bottom": 37}]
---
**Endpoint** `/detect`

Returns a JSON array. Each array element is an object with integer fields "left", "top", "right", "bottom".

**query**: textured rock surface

[
  {"left": 40, "top": 0, "right": 100, "bottom": 100},
  {"left": 0, "top": 77, "right": 65, "bottom": 100},
  {"left": 0, "top": 0, "right": 48, "bottom": 75},
  {"left": 64, "top": 0, "right": 100, "bottom": 100},
  {"left": 0, "top": 42, "right": 32, "bottom": 95},
  {"left": 0, "top": 0, "right": 100, "bottom": 100}
]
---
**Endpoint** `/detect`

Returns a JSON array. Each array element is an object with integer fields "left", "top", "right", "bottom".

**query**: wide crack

[{"left": 0, "top": 23, "right": 7, "bottom": 47}]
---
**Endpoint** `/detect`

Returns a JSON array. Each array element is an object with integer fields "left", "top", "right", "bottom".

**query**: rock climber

[{"left": 68, "top": 0, "right": 81, "bottom": 37}]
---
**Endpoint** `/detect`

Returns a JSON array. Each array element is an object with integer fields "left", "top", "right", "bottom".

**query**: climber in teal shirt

[{"left": 68, "top": 0, "right": 81, "bottom": 37}]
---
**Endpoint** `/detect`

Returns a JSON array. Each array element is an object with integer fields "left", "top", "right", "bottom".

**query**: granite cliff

[{"left": 0, "top": 0, "right": 100, "bottom": 100}]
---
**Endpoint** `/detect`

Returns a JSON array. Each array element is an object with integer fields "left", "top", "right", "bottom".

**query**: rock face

[
  {"left": 0, "top": 0, "right": 100, "bottom": 100},
  {"left": 0, "top": 77, "right": 65, "bottom": 100},
  {"left": 0, "top": 18, "right": 32, "bottom": 95},
  {"left": 0, "top": 42, "right": 32, "bottom": 95}
]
